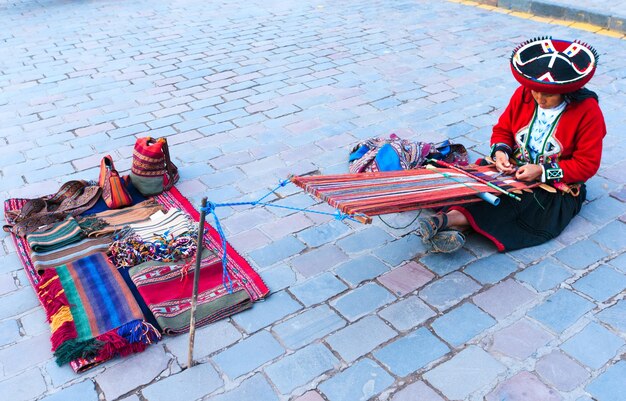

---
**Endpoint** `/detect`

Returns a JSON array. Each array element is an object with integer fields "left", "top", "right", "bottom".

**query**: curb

[{"left": 475, "top": 0, "right": 626, "bottom": 34}]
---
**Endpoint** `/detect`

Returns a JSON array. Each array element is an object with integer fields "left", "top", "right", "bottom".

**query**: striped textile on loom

[
  {"left": 26, "top": 216, "right": 86, "bottom": 252},
  {"left": 291, "top": 165, "right": 540, "bottom": 223},
  {"left": 30, "top": 237, "right": 111, "bottom": 273},
  {"left": 37, "top": 252, "right": 160, "bottom": 366},
  {"left": 129, "top": 249, "right": 252, "bottom": 335}
]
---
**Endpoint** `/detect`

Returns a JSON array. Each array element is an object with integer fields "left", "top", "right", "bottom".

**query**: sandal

[
  {"left": 430, "top": 230, "right": 465, "bottom": 253},
  {"left": 417, "top": 213, "right": 448, "bottom": 242}
]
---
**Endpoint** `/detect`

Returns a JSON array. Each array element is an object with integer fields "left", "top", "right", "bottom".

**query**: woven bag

[
  {"left": 98, "top": 155, "right": 133, "bottom": 209},
  {"left": 130, "top": 137, "right": 179, "bottom": 196}
]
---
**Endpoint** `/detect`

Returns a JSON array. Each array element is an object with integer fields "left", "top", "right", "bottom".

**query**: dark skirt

[{"left": 449, "top": 185, "right": 586, "bottom": 252}]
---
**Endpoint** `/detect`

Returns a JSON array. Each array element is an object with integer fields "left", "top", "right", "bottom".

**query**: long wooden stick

[
  {"left": 429, "top": 159, "right": 521, "bottom": 201},
  {"left": 187, "top": 197, "right": 207, "bottom": 368},
  {"left": 424, "top": 165, "right": 500, "bottom": 206}
]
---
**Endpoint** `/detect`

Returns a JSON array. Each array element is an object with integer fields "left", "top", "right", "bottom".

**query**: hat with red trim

[{"left": 510, "top": 37, "right": 599, "bottom": 94}]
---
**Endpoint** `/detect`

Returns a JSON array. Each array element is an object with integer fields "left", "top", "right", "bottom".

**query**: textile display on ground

[{"left": 4, "top": 185, "right": 269, "bottom": 373}]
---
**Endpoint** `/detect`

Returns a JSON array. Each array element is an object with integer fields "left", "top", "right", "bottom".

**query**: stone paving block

[
  {"left": 390, "top": 381, "right": 444, "bottom": 401},
  {"left": 485, "top": 371, "right": 562, "bottom": 401},
  {"left": 515, "top": 258, "right": 573, "bottom": 292},
  {"left": 487, "top": 318, "right": 554, "bottom": 360},
  {"left": 0, "top": 368, "right": 47, "bottom": 401},
  {"left": 164, "top": 320, "right": 242, "bottom": 367},
  {"left": 374, "top": 233, "right": 427, "bottom": 267},
  {"left": 335, "top": 226, "right": 395, "bottom": 254},
  {"left": 535, "top": 351, "right": 590, "bottom": 392},
  {"left": 296, "top": 220, "right": 351, "bottom": 248},
  {"left": 259, "top": 213, "right": 315, "bottom": 240},
  {"left": 141, "top": 362, "right": 222, "bottom": 401},
  {"left": 420, "top": 248, "right": 476, "bottom": 276},
  {"left": 326, "top": 315, "right": 396, "bottom": 362},
  {"left": 290, "top": 245, "right": 349, "bottom": 277},
  {"left": 319, "top": 358, "right": 394, "bottom": 401},
  {"left": 259, "top": 264, "right": 296, "bottom": 293},
  {"left": 509, "top": 240, "right": 564, "bottom": 264},
  {"left": 330, "top": 282, "right": 395, "bottom": 322},
  {"left": 560, "top": 321, "right": 624, "bottom": 370},
  {"left": 528, "top": 289, "right": 595, "bottom": 333},
  {"left": 473, "top": 279, "right": 536, "bottom": 320},
  {"left": 209, "top": 373, "right": 279, "bottom": 401},
  {"left": 578, "top": 196, "right": 625, "bottom": 226},
  {"left": 272, "top": 305, "right": 346, "bottom": 350},
  {"left": 585, "top": 360, "right": 626, "bottom": 401},
  {"left": 97, "top": 345, "right": 172, "bottom": 400},
  {"left": 232, "top": 290, "right": 302, "bottom": 333},
  {"left": 248, "top": 236, "right": 306, "bottom": 268},
  {"left": 289, "top": 272, "right": 348, "bottom": 306},
  {"left": 597, "top": 299, "right": 626, "bottom": 332},
  {"left": 377, "top": 261, "right": 434, "bottom": 296},
  {"left": 374, "top": 327, "right": 449, "bottom": 377},
  {"left": 265, "top": 343, "right": 340, "bottom": 394},
  {"left": 0, "top": 333, "right": 52, "bottom": 374},
  {"left": 553, "top": 239, "right": 609, "bottom": 270},
  {"left": 572, "top": 265, "right": 626, "bottom": 302},
  {"left": 335, "top": 255, "right": 390, "bottom": 287},
  {"left": 425, "top": 346, "right": 506, "bottom": 401},
  {"left": 0, "top": 319, "right": 21, "bottom": 347},
  {"left": 419, "top": 272, "right": 481, "bottom": 312},
  {"left": 212, "top": 330, "right": 284, "bottom": 379},
  {"left": 589, "top": 221, "right": 626, "bottom": 251},
  {"left": 463, "top": 252, "right": 518, "bottom": 284},
  {"left": 608, "top": 252, "right": 626, "bottom": 273},
  {"left": 293, "top": 391, "right": 325, "bottom": 401},
  {"left": 431, "top": 303, "right": 496, "bottom": 347},
  {"left": 378, "top": 295, "right": 436, "bottom": 332},
  {"left": 40, "top": 380, "right": 98, "bottom": 401}
]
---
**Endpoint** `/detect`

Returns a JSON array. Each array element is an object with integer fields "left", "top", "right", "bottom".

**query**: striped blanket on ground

[
  {"left": 26, "top": 216, "right": 85, "bottom": 252},
  {"left": 37, "top": 252, "right": 160, "bottom": 367},
  {"left": 129, "top": 250, "right": 252, "bottom": 335},
  {"left": 30, "top": 237, "right": 111, "bottom": 273}
]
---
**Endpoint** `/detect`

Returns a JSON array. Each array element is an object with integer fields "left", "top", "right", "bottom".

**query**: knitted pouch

[{"left": 130, "top": 137, "right": 179, "bottom": 196}]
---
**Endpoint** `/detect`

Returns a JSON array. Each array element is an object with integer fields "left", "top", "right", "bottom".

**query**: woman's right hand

[{"left": 494, "top": 151, "right": 516, "bottom": 175}]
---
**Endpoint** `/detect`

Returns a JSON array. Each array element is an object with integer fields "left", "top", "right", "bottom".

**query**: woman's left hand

[{"left": 515, "top": 164, "right": 542, "bottom": 182}]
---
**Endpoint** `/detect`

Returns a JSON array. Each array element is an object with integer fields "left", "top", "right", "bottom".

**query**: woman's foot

[
  {"left": 417, "top": 213, "right": 448, "bottom": 242},
  {"left": 430, "top": 230, "right": 465, "bottom": 253}
]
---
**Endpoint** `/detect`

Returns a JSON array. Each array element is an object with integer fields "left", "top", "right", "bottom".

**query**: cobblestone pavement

[{"left": 1, "top": 0, "right": 625, "bottom": 400}]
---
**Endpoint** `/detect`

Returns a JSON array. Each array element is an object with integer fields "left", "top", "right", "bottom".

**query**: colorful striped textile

[
  {"left": 129, "top": 250, "right": 251, "bottom": 335},
  {"left": 126, "top": 208, "right": 195, "bottom": 241},
  {"left": 80, "top": 199, "right": 165, "bottom": 238},
  {"left": 291, "top": 165, "right": 540, "bottom": 223},
  {"left": 26, "top": 216, "right": 85, "bottom": 252},
  {"left": 30, "top": 237, "right": 111, "bottom": 273},
  {"left": 36, "top": 252, "right": 160, "bottom": 368}
]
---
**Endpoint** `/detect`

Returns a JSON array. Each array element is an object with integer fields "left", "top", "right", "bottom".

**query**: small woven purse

[
  {"left": 130, "top": 137, "right": 179, "bottom": 196},
  {"left": 98, "top": 155, "right": 133, "bottom": 209}
]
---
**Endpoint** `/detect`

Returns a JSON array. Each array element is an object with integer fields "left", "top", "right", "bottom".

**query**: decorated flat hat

[{"left": 510, "top": 37, "right": 599, "bottom": 94}]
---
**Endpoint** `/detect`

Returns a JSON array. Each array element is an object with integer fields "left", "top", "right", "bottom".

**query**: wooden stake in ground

[{"left": 187, "top": 197, "right": 207, "bottom": 368}]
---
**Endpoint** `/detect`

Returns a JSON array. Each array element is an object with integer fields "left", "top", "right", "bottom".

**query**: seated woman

[{"left": 419, "top": 37, "right": 606, "bottom": 253}]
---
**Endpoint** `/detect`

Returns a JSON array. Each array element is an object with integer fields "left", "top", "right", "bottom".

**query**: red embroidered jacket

[{"left": 490, "top": 86, "right": 606, "bottom": 184}]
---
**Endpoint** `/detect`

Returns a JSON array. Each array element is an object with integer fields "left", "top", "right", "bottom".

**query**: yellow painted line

[{"left": 445, "top": 0, "right": 625, "bottom": 39}]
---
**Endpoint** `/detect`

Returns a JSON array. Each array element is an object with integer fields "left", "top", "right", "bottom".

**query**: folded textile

[
  {"left": 30, "top": 237, "right": 112, "bottom": 273},
  {"left": 129, "top": 250, "right": 252, "bottom": 335},
  {"left": 127, "top": 208, "right": 195, "bottom": 241},
  {"left": 80, "top": 200, "right": 165, "bottom": 238},
  {"left": 26, "top": 217, "right": 85, "bottom": 253},
  {"left": 36, "top": 252, "right": 161, "bottom": 366}
]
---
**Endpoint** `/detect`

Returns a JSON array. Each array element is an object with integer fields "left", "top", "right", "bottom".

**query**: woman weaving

[{"left": 418, "top": 37, "right": 606, "bottom": 253}]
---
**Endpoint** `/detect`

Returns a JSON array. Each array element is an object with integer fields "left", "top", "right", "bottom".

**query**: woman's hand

[
  {"left": 494, "top": 151, "right": 516, "bottom": 175},
  {"left": 515, "top": 164, "right": 542, "bottom": 182}
]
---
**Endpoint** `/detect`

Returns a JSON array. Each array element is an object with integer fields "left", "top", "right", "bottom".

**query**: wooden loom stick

[
  {"left": 429, "top": 159, "right": 522, "bottom": 201},
  {"left": 187, "top": 197, "right": 207, "bottom": 368},
  {"left": 424, "top": 165, "right": 500, "bottom": 206}
]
